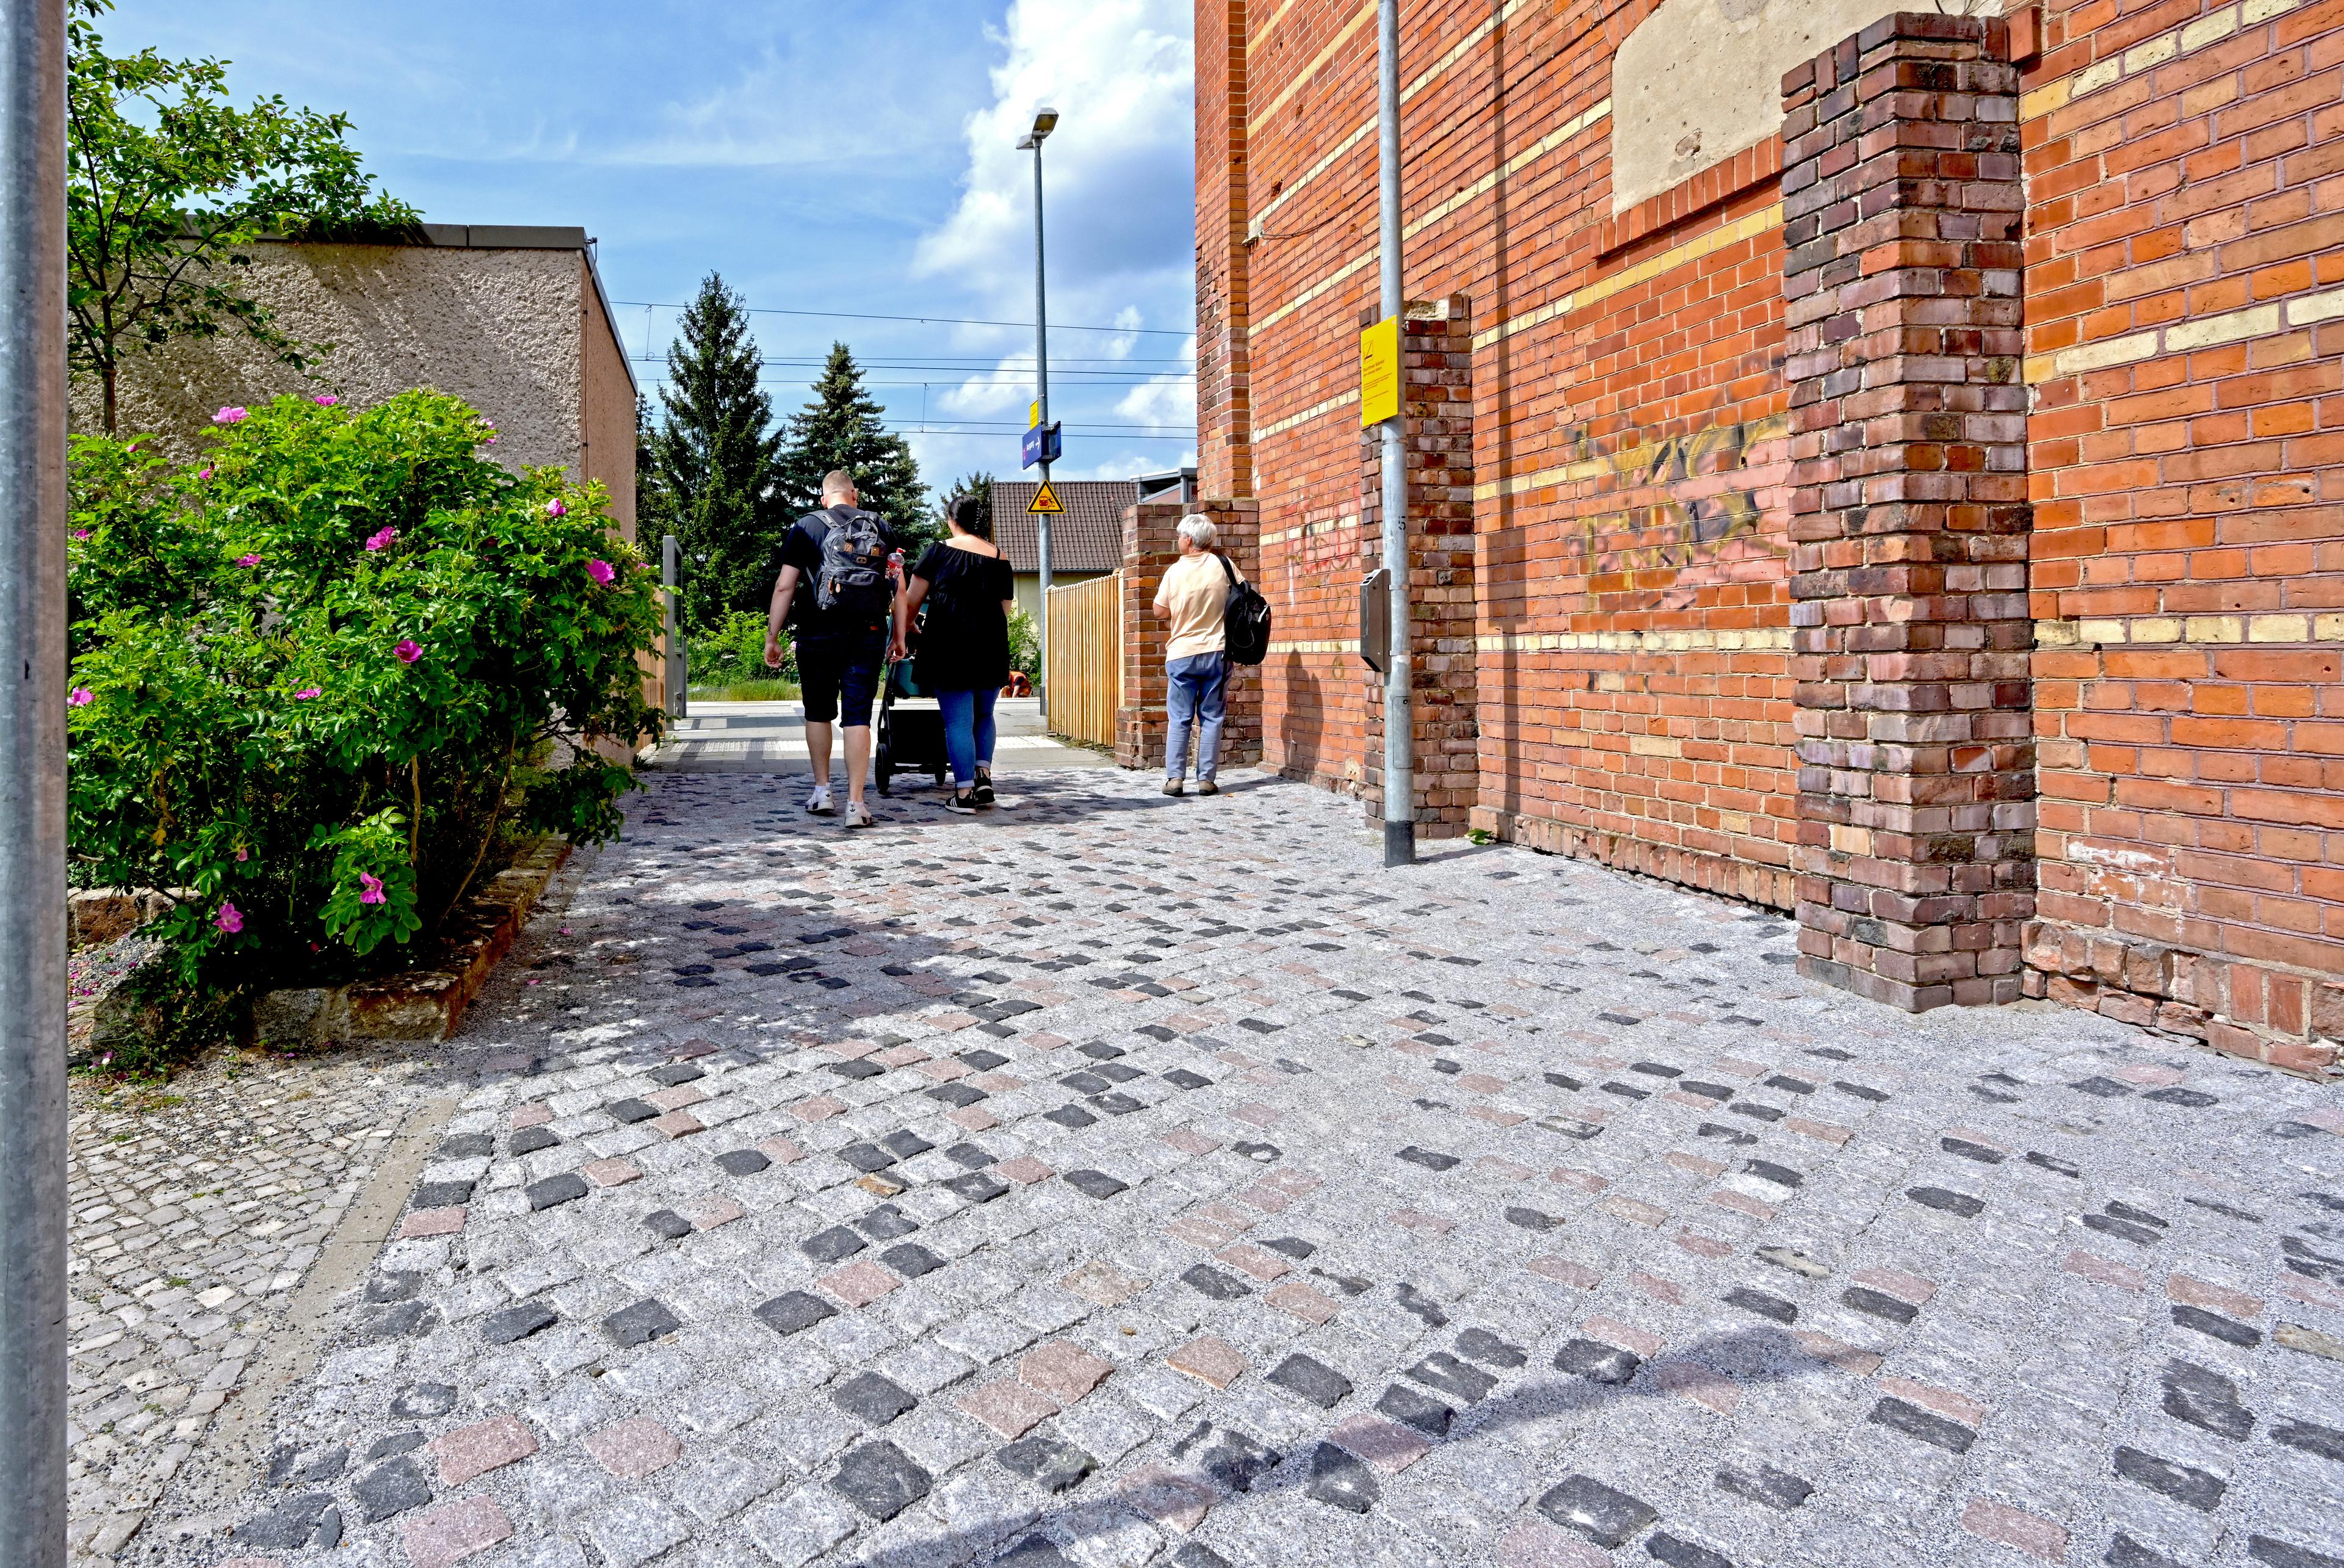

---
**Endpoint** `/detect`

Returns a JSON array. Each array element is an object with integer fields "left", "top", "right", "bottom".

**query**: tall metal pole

[
  {"left": 1, "top": 0, "right": 72, "bottom": 1559},
  {"left": 1032, "top": 139, "right": 1052, "bottom": 720},
  {"left": 1376, "top": 0, "right": 1415, "bottom": 867}
]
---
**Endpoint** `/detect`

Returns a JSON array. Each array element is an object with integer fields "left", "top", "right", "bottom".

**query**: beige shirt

[{"left": 1154, "top": 551, "right": 1242, "bottom": 660}]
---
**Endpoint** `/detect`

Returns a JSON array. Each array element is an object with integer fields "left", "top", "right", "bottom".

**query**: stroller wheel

[{"left": 875, "top": 743, "right": 894, "bottom": 797}]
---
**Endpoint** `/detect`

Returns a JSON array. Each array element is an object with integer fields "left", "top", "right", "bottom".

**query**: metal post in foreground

[
  {"left": 1375, "top": 0, "right": 1415, "bottom": 867},
  {"left": 662, "top": 533, "right": 685, "bottom": 720},
  {"left": 0, "top": 0, "right": 72, "bottom": 1559}
]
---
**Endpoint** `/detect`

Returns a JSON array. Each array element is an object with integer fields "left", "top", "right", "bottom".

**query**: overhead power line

[{"left": 613, "top": 298, "right": 1193, "bottom": 339}]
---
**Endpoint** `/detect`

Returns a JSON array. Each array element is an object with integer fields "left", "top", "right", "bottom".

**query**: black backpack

[
  {"left": 1218, "top": 554, "right": 1271, "bottom": 666},
  {"left": 813, "top": 506, "right": 893, "bottom": 621}
]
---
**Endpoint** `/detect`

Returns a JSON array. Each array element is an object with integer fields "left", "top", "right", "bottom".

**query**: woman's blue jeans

[
  {"left": 1165, "top": 652, "right": 1228, "bottom": 782},
  {"left": 936, "top": 687, "right": 997, "bottom": 788}
]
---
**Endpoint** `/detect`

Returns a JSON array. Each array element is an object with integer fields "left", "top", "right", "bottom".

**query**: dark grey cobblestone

[{"left": 116, "top": 766, "right": 2344, "bottom": 1567}]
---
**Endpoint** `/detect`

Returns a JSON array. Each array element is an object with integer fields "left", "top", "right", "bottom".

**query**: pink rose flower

[
  {"left": 236, "top": 554, "right": 262, "bottom": 566},
  {"left": 394, "top": 639, "right": 423, "bottom": 664},
  {"left": 482, "top": 436, "right": 497, "bottom": 446},
  {"left": 198, "top": 468, "right": 214, "bottom": 481},
  {"left": 214, "top": 901, "right": 243, "bottom": 934},
  {"left": 70, "top": 529, "right": 89, "bottom": 540},
  {"left": 546, "top": 499, "right": 567, "bottom": 517},
  {"left": 364, "top": 527, "right": 398, "bottom": 552},
  {"left": 67, "top": 687, "right": 93, "bottom": 707},
  {"left": 212, "top": 406, "right": 247, "bottom": 425},
  {"left": 359, "top": 872, "right": 385, "bottom": 906},
  {"left": 236, "top": 848, "right": 248, "bottom": 862},
  {"left": 293, "top": 687, "right": 322, "bottom": 701},
  {"left": 314, "top": 394, "right": 339, "bottom": 406},
  {"left": 587, "top": 558, "right": 615, "bottom": 585}
]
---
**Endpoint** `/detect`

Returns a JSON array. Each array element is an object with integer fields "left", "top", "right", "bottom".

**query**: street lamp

[{"left": 1016, "top": 107, "right": 1057, "bottom": 719}]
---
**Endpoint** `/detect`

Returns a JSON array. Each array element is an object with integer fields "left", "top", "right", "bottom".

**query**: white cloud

[{"left": 915, "top": 0, "right": 1195, "bottom": 335}]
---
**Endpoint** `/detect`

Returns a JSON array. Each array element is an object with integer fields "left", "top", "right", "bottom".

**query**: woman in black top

[{"left": 892, "top": 493, "right": 1016, "bottom": 812}]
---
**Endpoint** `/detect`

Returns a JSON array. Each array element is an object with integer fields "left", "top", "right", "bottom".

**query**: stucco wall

[
  {"left": 1610, "top": 0, "right": 1911, "bottom": 211},
  {"left": 70, "top": 240, "right": 587, "bottom": 480},
  {"left": 577, "top": 256, "right": 638, "bottom": 540}
]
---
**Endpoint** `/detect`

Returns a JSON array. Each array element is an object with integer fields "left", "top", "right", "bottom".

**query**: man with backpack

[
  {"left": 1150, "top": 513, "right": 1269, "bottom": 797},
  {"left": 765, "top": 471, "right": 902, "bottom": 828}
]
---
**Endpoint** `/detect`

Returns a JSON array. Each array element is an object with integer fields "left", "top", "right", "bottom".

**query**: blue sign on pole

[{"left": 1020, "top": 422, "right": 1062, "bottom": 470}]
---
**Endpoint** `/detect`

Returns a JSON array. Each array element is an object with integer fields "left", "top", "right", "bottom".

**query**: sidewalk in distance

[
  {"left": 654, "top": 699, "right": 1118, "bottom": 775},
  {"left": 129, "top": 767, "right": 2344, "bottom": 1568}
]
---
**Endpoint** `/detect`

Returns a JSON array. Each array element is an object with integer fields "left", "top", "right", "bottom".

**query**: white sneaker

[
  {"left": 844, "top": 801, "right": 875, "bottom": 829},
  {"left": 806, "top": 785, "right": 836, "bottom": 816}
]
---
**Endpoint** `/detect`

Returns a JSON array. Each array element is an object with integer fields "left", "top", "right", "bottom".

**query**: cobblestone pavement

[
  {"left": 65, "top": 1043, "right": 440, "bottom": 1561},
  {"left": 139, "top": 767, "right": 2344, "bottom": 1568}
]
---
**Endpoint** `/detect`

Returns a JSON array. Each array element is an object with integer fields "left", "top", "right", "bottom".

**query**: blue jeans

[
  {"left": 936, "top": 687, "right": 998, "bottom": 788},
  {"left": 1165, "top": 652, "right": 1228, "bottom": 782}
]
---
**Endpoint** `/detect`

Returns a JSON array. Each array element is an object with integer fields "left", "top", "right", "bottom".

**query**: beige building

[{"left": 70, "top": 223, "right": 639, "bottom": 538}]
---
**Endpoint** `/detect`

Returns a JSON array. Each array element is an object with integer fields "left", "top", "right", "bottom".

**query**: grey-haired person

[{"left": 1151, "top": 513, "right": 1242, "bottom": 797}]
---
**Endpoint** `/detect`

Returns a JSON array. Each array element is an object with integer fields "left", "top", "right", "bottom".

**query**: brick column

[
  {"left": 1359, "top": 296, "right": 1477, "bottom": 840},
  {"left": 1117, "top": 497, "right": 1262, "bottom": 773},
  {"left": 1196, "top": 0, "right": 1252, "bottom": 500},
  {"left": 1781, "top": 15, "right": 2035, "bottom": 1011}
]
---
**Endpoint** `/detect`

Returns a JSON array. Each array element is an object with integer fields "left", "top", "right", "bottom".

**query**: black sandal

[
  {"left": 972, "top": 768, "right": 996, "bottom": 807},
  {"left": 944, "top": 790, "right": 980, "bottom": 815}
]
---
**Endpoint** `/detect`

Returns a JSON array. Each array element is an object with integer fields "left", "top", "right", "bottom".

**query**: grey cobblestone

[{"left": 112, "top": 766, "right": 2344, "bottom": 1567}]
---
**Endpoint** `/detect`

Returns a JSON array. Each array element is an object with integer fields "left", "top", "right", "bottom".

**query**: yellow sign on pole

[
  {"left": 1359, "top": 315, "right": 1401, "bottom": 427},
  {"left": 1029, "top": 399, "right": 1043, "bottom": 429},
  {"left": 1028, "top": 480, "right": 1066, "bottom": 515}
]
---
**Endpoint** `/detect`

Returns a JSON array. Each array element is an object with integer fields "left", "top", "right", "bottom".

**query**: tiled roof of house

[{"left": 990, "top": 480, "right": 1132, "bottom": 575}]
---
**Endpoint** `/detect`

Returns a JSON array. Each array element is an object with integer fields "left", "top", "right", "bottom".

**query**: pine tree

[
  {"left": 643, "top": 274, "right": 786, "bottom": 634},
  {"left": 776, "top": 342, "right": 931, "bottom": 547},
  {"left": 944, "top": 471, "right": 996, "bottom": 538}
]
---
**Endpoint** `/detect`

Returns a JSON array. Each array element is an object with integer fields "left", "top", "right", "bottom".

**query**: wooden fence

[{"left": 1045, "top": 572, "right": 1122, "bottom": 747}]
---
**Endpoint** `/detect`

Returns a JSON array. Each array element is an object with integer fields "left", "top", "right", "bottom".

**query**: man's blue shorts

[{"left": 795, "top": 624, "right": 888, "bottom": 729}]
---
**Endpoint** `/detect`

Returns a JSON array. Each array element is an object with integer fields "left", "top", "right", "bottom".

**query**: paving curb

[{"left": 253, "top": 839, "right": 571, "bottom": 1049}]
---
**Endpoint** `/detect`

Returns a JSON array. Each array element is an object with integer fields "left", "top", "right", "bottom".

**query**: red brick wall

[
  {"left": 1198, "top": 0, "right": 1253, "bottom": 502},
  {"left": 2020, "top": 0, "right": 2344, "bottom": 1071},
  {"left": 1200, "top": 0, "right": 2344, "bottom": 1070}
]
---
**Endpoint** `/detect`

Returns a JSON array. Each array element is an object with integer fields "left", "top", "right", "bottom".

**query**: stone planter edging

[{"left": 252, "top": 837, "right": 571, "bottom": 1049}]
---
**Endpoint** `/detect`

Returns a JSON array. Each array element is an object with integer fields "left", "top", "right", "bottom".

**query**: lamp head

[{"left": 1030, "top": 107, "right": 1060, "bottom": 142}]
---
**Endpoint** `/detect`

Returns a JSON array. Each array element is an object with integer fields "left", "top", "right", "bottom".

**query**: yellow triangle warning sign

[{"left": 1027, "top": 480, "right": 1065, "bottom": 515}]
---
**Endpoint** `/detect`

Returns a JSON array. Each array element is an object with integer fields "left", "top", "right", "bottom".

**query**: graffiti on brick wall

[{"left": 1557, "top": 411, "right": 1790, "bottom": 604}]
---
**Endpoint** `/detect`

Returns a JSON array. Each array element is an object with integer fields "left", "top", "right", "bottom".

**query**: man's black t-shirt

[{"left": 782, "top": 507, "right": 900, "bottom": 638}]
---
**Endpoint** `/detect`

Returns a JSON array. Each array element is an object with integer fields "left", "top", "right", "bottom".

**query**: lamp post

[
  {"left": 1, "top": 0, "right": 71, "bottom": 1560},
  {"left": 1016, "top": 106, "right": 1058, "bottom": 719}
]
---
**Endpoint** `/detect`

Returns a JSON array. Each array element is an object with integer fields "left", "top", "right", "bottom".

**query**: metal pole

[
  {"left": 1376, "top": 0, "right": 1414, "bottom": 867},
  {"left": 662, "top": 533, "right": 685, "bottom": 721},
  {"left": 1032, "top": 139, "right": 1052, "bottom": 721},
  {"left": 1, "top": 0, "right": 71, "bottom": 1559}
]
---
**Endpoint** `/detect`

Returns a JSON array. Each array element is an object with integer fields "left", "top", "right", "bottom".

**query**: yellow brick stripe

[
  {"left": 2038, "top": 615, "right": 2344, "bottom": 648},
  {"left": 1255, "top": 388, "right": 1361, "bottom": 440},
  {"left": 2023, "top": 282, "right": 2344, "bottom": 384},
  {"left": 1265, "top": 638, "right": 1360, "bottom": 656},
  {"left": 1477, "top": 627, "right": 1792, "bottom": 654},
  {"left": 1474, "top": 203, "right": 1783, "bottom": 353},
  {"left": 2020, "top": 0, "right": 2304, "bottom": 122},
  {"left": 1248, "top": 1, "right": 1376, "bottom": 136}
]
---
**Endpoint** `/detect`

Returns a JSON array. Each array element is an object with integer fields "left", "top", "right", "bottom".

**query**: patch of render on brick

[{"left": 1612, "top": 0, "right": 1912, "bottom": 212}]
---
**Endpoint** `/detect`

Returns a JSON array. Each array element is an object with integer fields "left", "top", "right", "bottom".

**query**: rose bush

[{"left": 68, "top": 390, "right": 664, "bottom": 1052}]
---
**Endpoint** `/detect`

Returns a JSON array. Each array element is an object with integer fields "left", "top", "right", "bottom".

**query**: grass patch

[{"left": 689, "top": 679, "right": 802, "bottom": 703}]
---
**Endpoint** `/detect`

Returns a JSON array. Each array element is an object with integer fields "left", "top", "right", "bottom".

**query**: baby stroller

[{"left": 874, "top": 636, "right": 948, "bottom": 797}]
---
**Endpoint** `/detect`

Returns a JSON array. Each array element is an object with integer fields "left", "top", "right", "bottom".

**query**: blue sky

[{"left": 101, "top": 0, "right": 1199, "bottom": 486}]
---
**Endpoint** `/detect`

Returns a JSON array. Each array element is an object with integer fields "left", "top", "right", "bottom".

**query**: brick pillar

[
  {"left": 1196, "top": 0, "right": 1252, "bottom": 500},
  {"left": 1782, "top": 14, "right": 2035, "bottom": 1011},
  {"left": 1117, "top": 497, "right": 1262, "bottom": 773},
  {"left": 1359, "top": 296, "right": 1477, "bottom": 840}
]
